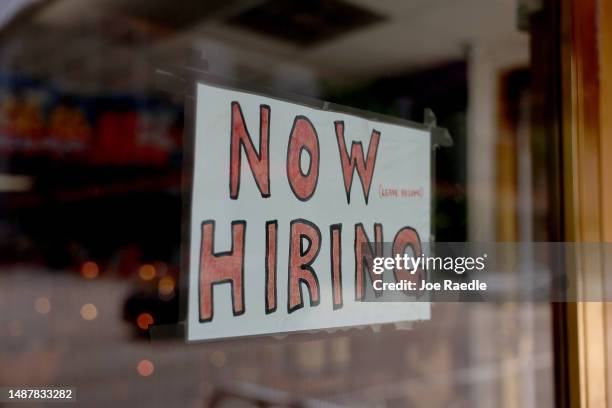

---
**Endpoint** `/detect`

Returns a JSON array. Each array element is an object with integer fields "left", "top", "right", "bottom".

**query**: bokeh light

[
  {"left": 34, "top": 297, "right": 51, "bottom": 314},
  {"left": 139, "top": 264, "right": 156, "bottom": 281},
  {"left": 137, "top": 313, "right": 154, "bottom": 330},
  {"left": 209, "top": 351, "right": 226, "bottom": 368},
  {"left": 137, "top": 360, "right": 154, "bottom": 377},
  {"left": 80, "top": 303, "right": 98, "bottom": 320},
  {"left": 81, "top": 261, "right": 99, "bottom": 279},
  {"left": 158, "top": 276, "right": 175, "bottom": 299}
]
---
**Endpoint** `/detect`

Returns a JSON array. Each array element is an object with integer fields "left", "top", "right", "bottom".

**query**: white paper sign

[{"left": 187, "top": 82, "right": 431, "bottom": 341}]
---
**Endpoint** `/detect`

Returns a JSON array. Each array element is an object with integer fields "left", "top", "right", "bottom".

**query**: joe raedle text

[{"left": 372, "top": 278, "right": 487, "bottom": 292}]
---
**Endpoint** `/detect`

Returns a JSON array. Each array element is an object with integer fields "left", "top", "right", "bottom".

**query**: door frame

[{"left": 553, "top": 0, "right": 612, "bottom": 406}]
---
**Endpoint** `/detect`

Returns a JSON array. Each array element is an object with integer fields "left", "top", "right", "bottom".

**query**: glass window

[{"left": 0, "top": 1, "right": 560, "bottom": 406}]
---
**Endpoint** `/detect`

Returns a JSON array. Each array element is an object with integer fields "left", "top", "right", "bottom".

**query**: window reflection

[{"left": 0, "top": 0, "right": 555, "bottom": 406}]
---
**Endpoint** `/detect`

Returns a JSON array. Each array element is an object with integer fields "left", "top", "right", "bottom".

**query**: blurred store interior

[{"left": 0, "top": 1, "right": 555, "bottom": 407}]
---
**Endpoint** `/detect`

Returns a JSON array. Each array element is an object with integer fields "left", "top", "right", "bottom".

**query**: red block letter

[
  {"left": 287, "top": 116, "right": 319, "bottom": 201},
  {"left": 265, "top": 220, "right": 278, "bottom": 314},
  {"left": 199, "top": 220, "right": 245, "bottom": 322},
  {"left": 392, "top": 227, "right": 424, "bottom": 295},
  {"left": 330, "top": 224, "right": 343, "bottom": 309},
  {"left": 229, "top": 102, "right": 270, "bottom": 199},
  {"left": 354, "top": 223, "right": 383, "bottom": 300},
  {"left": 335, "top": 121, "right": 380, "bottom": 204},
  {"left": 288, "top": 219, "right": 321, "bottom": 312}
]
